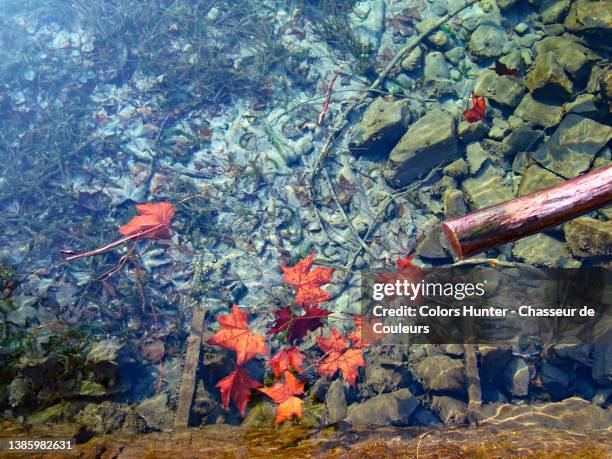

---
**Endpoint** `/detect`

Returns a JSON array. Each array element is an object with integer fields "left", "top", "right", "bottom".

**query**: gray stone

[
  {"left": 347, "top": 389, "right": 419, "bottom": 425},
  {"left": 465, "top": 142, "right": 488, "bottom": 174},
  {"left": 478, "top": 345, "right": 513, "bottom": 383},
  {"left": 540, "top": 363, "right": 570, "bottom": 400},
  {"left": 534, "top": 36, "right": 597, "bottom": 82},
  {"left": 385, "top": 109, "right": 458, "bottom": 187},
  {"left": 513, "top": 233, "right": 580, "bottom": 267},
  {"left": 428, "top": 30, "right": 450, "bottom": 49},
  {"left": 540, "top": 0, "right": 570, "bottom": 23},
  {"left": 349, "top": 0, "right": 386, "bottom": 50},
  {"left": 527, "top": 52, "right": 574, "bottom": 100},
  {"left": 443, "top": 158, "right": 468, "bottom": 177},
  {"left": 514, "top": 93, "right": 563, "bottom": 128},
  {"left": 564, "top": 0, "right": 612, "bottom": 35},
  {"left": 444, "top": 47, "right": 465, "bottom": 65},
  {"left": 474, "top": 69, "right": 526, "bottom": 108},
  {"left": 361, "top": 360, "right": 410, "bottom": 396},
  {"left": 400, "top": 46, "right": 424, "bottom": 72},
  {"left": 414, "top": 355, "right": 466, "bottom": 393},
  {"left": 469, "top": 24, "right": 508, "bottom": 60},
  {"left": 324, "top": 378, "right": 347, "bottom": 424},
  {"left": 488, "top": 118, "right": 511, "bottom": 140},
  {"left": 592, "top": 329, "right": 612, "bottom": 386},
  {"left": 564, "top": 217, "right": 612, "bottom": 257},
  {"left": 415, "top": 221, "right": 450, "bottom": 259},
  {"left": 501, "top": 127, "right": 544, "bottom": 156},
  {"left": 564, "top": 94, "right": 598, "bottom": 115},
  {"left": 518, "top": 32, "right": 542, "bottom": 48},
  {"left": 136, "top": 394, "right": 173, "bottom": 431},
  {"left": 462, "top": 164, "right": 514, "bottom": 209},
  {"left": 443, "top": 188, "right": 467, "bottom": 218},
  {"left": 348, "top": 97, "right": 411, "bottom": 157},
  {"left": 500, "top": 357, "right": 530, "bottom": 397},
  {"left": 530, "top": 114, "right": 612, "bottom": 178},
  {"left": 517, "top": 164, "right": 563, "bottom": 195},
  {"left": 86, "top": 338, "right": 125, "bottom": 385},
  {"left": 514, "top": 22, "right": 529, "bottom": 34},
  {"left": 423, "top": 52, "right": 455, "bottom": 97},
  {"left": 458, "top": 120, "right": 489, "bottom": 142},
  {"left": 430, "top": 396, "right": 467, "bottom": 425}
]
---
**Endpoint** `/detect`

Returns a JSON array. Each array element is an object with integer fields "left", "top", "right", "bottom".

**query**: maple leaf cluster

[{"left": 207, "top": 252, "right": 422, "bottom": 425}]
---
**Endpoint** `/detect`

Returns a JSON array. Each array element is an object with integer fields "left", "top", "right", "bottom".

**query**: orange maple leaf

[
  {"left": 269, "top": 347, "right": 305, "bottom": 378},
  {"left": 118, "top": 202, "right": 175, "bottom": 239},
  {"left": 216, "top": 366, "right": 261, "bottom": 416},
  {"left": 259, "top": 371, "right": 304, "bottom": 424},
  {"left": 208, "top": 304, "right": 268, "bottom": 365},
  {"left": 348, "top": 315, "right": 386, "bottom": 348},
  {"left": 281, "top": 253, "right": 334, "bottom": 306},
  {"left": 316, "top": 327, "right": 366, "bottom": 388},
  {"left": 375, "top": 254, "right": 425, "bottom": 302}
]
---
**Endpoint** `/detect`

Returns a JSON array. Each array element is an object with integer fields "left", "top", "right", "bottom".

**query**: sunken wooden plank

[
  {"left": 175, "top": 306, "right": 206, "bottom": 429},
  {"left": 442, "top": 165, "right": 612, "bottom": 258},
  {"left": 464, "top": 344, "right": 482, "bottom": 413}
]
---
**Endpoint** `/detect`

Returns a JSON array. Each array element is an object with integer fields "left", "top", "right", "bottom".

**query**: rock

[
  {"left": 497, "top": 0, "right": 518, "bottom": 10},
  {"left": 443, "top": 158, "right": 468, "bottom": 177},
  {"left": 593, "top": 388, "right": 612, "bottom": 406},
  {"left": 430, "top": 396, "right": 468, "bottom": 425},
  {"left": 469, "top": 24, "right": 508, "bottom": 60},
  {"left": 540, "top": 0, "right": 570, "bottom": 23},
  {"left": 526, "top": 52, "right": 574, "bottom": 100},
  {"left": 462, "top": 164, "right": 514, "bottom": 209},
  {"left": 488, "top": 118, "right": 511, "bottom": 140},
  {"left": 242, "top": 402, "right": 276, "bottom": 427},
  {"left": 444, "top": 46, "right": 465, "bottom": 65},
  {"left": 77, "top": 402, "right": 145, "bottom": 434},
  {"left": 534, "top": 36, "right": 597, "bottom": 81},
  {"left": 27, "top": 401, "right": 82, "bottom": 426},
  {"left": 423, "top": 52, "right": 454, "bottom": 96},
  {"left": 415, "top": 221, "right": 450, "bottom": 260},
  {"left": 385, "top": 109, "right": 458, "bottom": 187},
  {"left": 361, "top": 360, "right": 411, "bottom": 396},
  {"left": 500, "top": 357, "right": 530, "bottom": 397},
  {"left": 540, "top": 363, "right": 570, "bottom": 400},
  {"left": 347, "top": 389, "right": 418, "bottom": 426},
  {"left": 348, "top": 97, "right": 411, "bottom": 157},
  {"left": 530, "top": 114, "right": 612, "bottom": 178},
  {"left": 512, "top": 233, "right": 580, "bottom": 267},
  {"left": 474, "top": 69, "right": 526, "bottom": 107},
  {"left": 458, "top": 120, "right": 488, "bottom": 142},
  {"left": 86, "top": 339, "right": 125, "bottom": 385},
  {"left": 564, "top": 0, "right": 612, "bottom": 36},
  {"left": 517, "top": 164, "right": 563, "bottom": 195},
  {"left": 17, "top": 356, "right": 62, "bottom": 388},
  {"left": 410, "top": 405, "right": 443, "bottom": 426},
  {"left": 518, "top": 32, "right": 542, "bottom": 48},
  {"left": 465, "top": 142, "right": 488, "bottom": 174},
  {"left": 414, "top": 355, "right": 466, "bottom": 394},
  {"left": 501, "top": 127, "right": 544, "bottom": 156},
  {"left": 443, "top": 188, "right": 467, "bottom": 218},
  {"left": 136, "top": 394, "right": 173, "bottom": 431},
  {"left": 325, "top": 379, "right": 347, "bottom": 424},
  {"left": 8, "top": 377, "right": 32, "bottom": 408},
  {"left": 478, "top": 345, "right": 513, "bottom": 383},
  {"left": 564, "top": 94, "right": 598, "bottom": 115},
  {"left": 349, "top": 0, "right": 386, "bottom": 50},
  {"left": 400, "top": 46, "right": 424, "bottom": 72},
  {"left": 514, "top": 22, "right": 529, "bottom": 34},
  {"left": 592, "top": 329, "right": 612, "bottom": 385},
  {"left": 514, "top": 93, "right": 563, "bottom": 128},
  {"left": 564, "top": 217, "right": 612, "bottom": 257},
  {"left": 428, "top": 30, "right": 450, "bottom": 49}
]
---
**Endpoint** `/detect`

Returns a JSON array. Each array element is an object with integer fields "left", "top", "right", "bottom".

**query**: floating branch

[{"left": 442, "top": 165, "right": 612, "bottom": 258}]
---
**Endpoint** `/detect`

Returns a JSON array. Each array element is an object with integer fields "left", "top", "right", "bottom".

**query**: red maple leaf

[
  {"left": 463, "top": 92, "right": 486, "bottom": 123},
  {"left": 375, "top": 254, "right": 425, "bottom": 301},
  {"left": 259, "top": 371, "right": 304, "bottom": 424},
  {"left": 316, "top": 327, "right": 366, "bottom": 387},
  {"left": 216, "top": 366, "right": 261, "bottom": 416},
  {"left": 208, "top": 304, "right": 268, "bottom": 365},
  {"left": 281, "top": 253, "right": 334, "bottom": 306},
  {"left": 269, "top": 347, "right": 305, "bottom": 378},
  {"left": 268, "top": 304, "right": 332, "bottom": 343},
  {"left": 119, "top": 202, "right": 175, "bottom": 239}
]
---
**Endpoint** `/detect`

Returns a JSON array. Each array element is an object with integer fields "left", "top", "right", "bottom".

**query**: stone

[
  {"left": 512, "top": 233, "right": 580, "bottom": 267},
  {"left": 465, "top": 142, "right": 488, "bottom": 174},
  {"left": 527, "top": 52, "right": 574, "bottom": 100},
  {"left": 414, "top": 355, "right": 466, "bottom": 393},
  {"left": 469, "top": 24, "right": 508, "bottom": 60},
  {"left": 346, "top": 389, "right": 419, "bottom": 425},
  {"left": 349, "top": 0, "right": 386, "bottom": 50},
  {"left": 77, "top": 401, "right": 145, "bottom": 434},
  {"left": 458, "top": 120, "right": 488, "bottom": 142},
  {"left": 518, "top": 32, "right": 542, "bottom": 48},
  {"left": 443, "top": 188, "right": 467, "bottom": 218},
  {"left": 534, "top": 36, "right": 597, "bottom": 81},
  {"left": 592, "top": 329, "right": 612, "bottom": 385},
  {"left": 324, "top": 379, "right": 347, "bottom": 424},
  {"left": 474, "top": 69, "right": 526, "bottom": 108},
  {"left": 517, "top": 164, "right": 563, "bottom": 195},
  {"left": 514, "top": 93, "right": 563, "bottom": 128},
  {"left": 444, "top": 47, "right": 465, "bottom": 65},
  {"left": 137, "top": 394, "right": 173, "bottom": 431},
  {"left": 501, "top": 127, "right": 544, "bottom": 156},
  {"left": 86, "top": 338, "right": 125, "bottom": 385},
  {"left": 400, "top": 46, "right": 423, "bottom": 72},
  {"left": 430, "top": 396, "right": 467, "bottom": 425},
  {"left": 361, "top": 360, "right": 411, "bottom": 396},
  {"left": 564, "top": 217, "right": 612, "bottom": 257},
  {"left": 428, "top": 30, "right": 450, "bottom": 49},
  {"left": 564, "top": 94, "right": 598, "bottom": 115},
  {"left": 540, "top": 0, "right": 570, "bottom": 23},
  {"left": 462, "top": 164, "right": 514, "bottom": 209},
  {"left": 385, "top": 109, "right": 458, "bottom": 187},
  {"left": 514, "top": 22, "right": 529, "bottom": 34},
  {"left": 530, "top": 114, "right": 612, "bottom": 178},
  {"left": 540, "top": 363, "right": 570, "bottom": 400},
  {"left": 478, "top": 345, "right": 513, "bottom": 383},
  {"left": 488, "top": 118, "right": 511, "bottom": 140},
  {"left": 443, "top": 158, "right": 468, "bottom": 177},
  {"left": 500, "top": 357, "right": 530, "bottom": 397},
  {"left": 415, "top": 221, "right": 450, "bottom": 259},
  {"left": 423, "top": 52, "right": 455, "bottom": 97},
  {"left": 348, "top": 97, "right": 411, "bottom": 157},
  {"left": 564, "top": 0, "right": 612, "bottom": 35}
]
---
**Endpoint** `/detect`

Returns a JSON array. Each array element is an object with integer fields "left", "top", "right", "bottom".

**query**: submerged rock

[
  {"left": 527, "top": 52, "right": 574, "bottom": 100},
  {"left": 534, "top": 36, "right": 598, "bottom": 81},
  {"left": 324, "top": 379, "right": 347, "bottom": 424},
  {"left": 462, "top": 164, "right": 514, "bottom": 210},
  {"left": 514, "top": 93, "right": 563, "bottom": 128},
  {"left": 414, "top": 355, "right": 466, "bottom": 394},
  {"left": 540, "top": 0, "right": 571, "bottom": 24},
  {"left": 474, "top": 69, "right": 525, "bottom": 108},
  {"left": 564, "top": 0, "right": 612, "bottom": 36},
  {"left": 430, "top": 396, "right": 467, "bottom": 425},
  {"left": 347, "top": 389, "right": 418, "bottom": 426},
  {"left": 530, "top": 114, "right": 612, "bottom": 178},
  {"left": 469, "top": 24, "right": 508, "bottom": 60},
  {"left": 517, "top": 164, "right": 563, "bottom": 195},
  {"left": 385, "top": 109, "right": 458, "bottom": 187},
  {"left": 512, "top": 233, "right": 580, "bottom": 267},
  {"left": 500, "top": 356, "right": 530, "bottom": 397},
  {"left": 349, "top": 0, "right": 386, "bottom": 50},
  {"left": 564, "top": 217, "right": 612, "bottom": 257},
  {"left": 348, "top": 97, "right": 411, "bottom": 157}
]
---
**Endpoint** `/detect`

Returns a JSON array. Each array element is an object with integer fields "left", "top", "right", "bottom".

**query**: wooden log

[
  {"left": 175, "top": 306, "right": 206, "bottom": 429},
  {"left": 442, "top": 165, "right": 612, "bottom": 258}
]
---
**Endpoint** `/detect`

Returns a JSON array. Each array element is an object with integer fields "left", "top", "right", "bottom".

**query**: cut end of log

[{"left": 441, "top": 222, "right": 464, "bottom": 258}]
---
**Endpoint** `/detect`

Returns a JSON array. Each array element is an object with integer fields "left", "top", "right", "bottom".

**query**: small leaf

[
  {"left": 118, "top": 202, "right": 175, "bottom": 239},
  {"left": 216, "top": 367, "right": 261, "bottom": 416}
]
